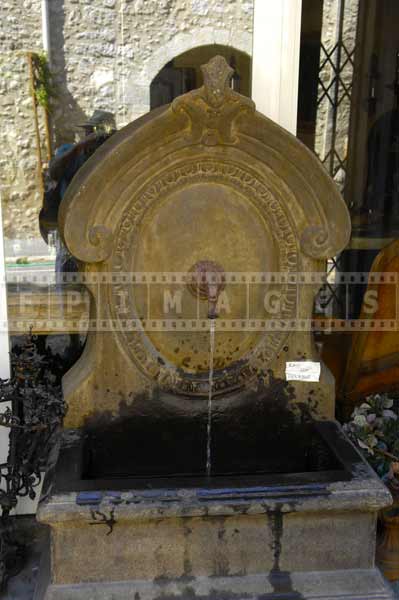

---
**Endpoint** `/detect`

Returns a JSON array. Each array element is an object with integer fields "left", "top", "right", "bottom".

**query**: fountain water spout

[
  {"left": 207, "top": 283, "right": 220, "bottom": 319},
  {"left": 187, "top": 259, "right": 226, "bottom": 476},
  {"left": 187, "top": 259, "right": 226, "bottom": 319}
]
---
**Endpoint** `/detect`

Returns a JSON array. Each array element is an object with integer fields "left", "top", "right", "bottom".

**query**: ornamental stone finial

[
  {"left": 200, "top": 55, "right": 234, "bottom": 107},
  {"left": 172, "top": 55, "right": 254, "bottom": 144}
]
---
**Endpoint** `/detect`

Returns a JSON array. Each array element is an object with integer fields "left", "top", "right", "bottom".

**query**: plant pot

[{"left": 377, "top": 487, "right": 399, "bottom": 580}]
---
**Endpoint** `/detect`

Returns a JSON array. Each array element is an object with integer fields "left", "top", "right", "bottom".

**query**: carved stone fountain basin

[{"left": 35, "top": 57, "right": 394, "bottom": 600}]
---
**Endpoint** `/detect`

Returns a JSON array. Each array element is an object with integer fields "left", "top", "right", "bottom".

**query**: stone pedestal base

[
  {"left": 35, "top": 423, "right": 394, "bottom": 600},
  {"left": 40, "top": 569, "right": 392, "bottom": 600}
]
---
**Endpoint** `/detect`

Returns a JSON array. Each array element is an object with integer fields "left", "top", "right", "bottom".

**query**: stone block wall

[
  {"left": 0, "top": 0, "right": 254, "bottom": 241},
  {"left": 0, "top": 0, "right": 46, "bottom": 240}
]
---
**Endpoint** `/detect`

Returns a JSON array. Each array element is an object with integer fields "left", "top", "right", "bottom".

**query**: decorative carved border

[{"left": 110, "top": 159, "right": 299, "bottom": 396}]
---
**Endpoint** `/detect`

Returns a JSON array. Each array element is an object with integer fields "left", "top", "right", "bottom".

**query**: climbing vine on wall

[
  {"left": 31, "top": 52, "right": 55, "bottom": 112},
  {"left": 27, "top": 51, "right": 55, "bottom": 188}
]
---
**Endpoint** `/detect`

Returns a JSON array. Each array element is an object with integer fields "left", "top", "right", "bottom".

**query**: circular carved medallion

[{"left": 110, "top": 159, "right": 299, "bottom": 396}]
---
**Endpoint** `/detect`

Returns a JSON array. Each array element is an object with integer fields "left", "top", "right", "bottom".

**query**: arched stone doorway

[{"left": 150, "top": 45, "right": 251, "bottom": 110}]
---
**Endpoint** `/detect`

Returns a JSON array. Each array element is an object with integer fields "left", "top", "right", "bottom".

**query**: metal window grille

[{"left": 314, "top": 0, "right": 359, "bottom": 317}]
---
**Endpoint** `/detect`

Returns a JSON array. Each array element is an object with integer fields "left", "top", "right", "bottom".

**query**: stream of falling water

[{"left": 206, "top": 319, "right": 216, "bottom": 478}]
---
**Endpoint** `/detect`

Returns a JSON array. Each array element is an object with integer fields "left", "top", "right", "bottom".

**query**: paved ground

[
  {"left": 5, "top": 518, "right": 47, "bottom": 600},
  {"left": 4, "top": 237, "right": 55, "bottom": 283},
  {"left": 4, "top": 239, "right": 51, "bottom": 262},
  {"left": 3, "top": 516, "right": 399, "bottom": 599}
]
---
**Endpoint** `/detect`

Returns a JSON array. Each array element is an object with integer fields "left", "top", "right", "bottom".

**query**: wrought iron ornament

[{"left": 0, "top": 333, "right": 65, "bottom": 590}]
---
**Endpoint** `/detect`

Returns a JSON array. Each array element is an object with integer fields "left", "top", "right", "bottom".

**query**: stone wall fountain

[{"left": 35, "top": 57, "right": 394, "bottom": 599}]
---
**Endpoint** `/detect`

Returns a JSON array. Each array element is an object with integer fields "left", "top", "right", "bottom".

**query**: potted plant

[{"left": 343, "top": 394, "right": 399, "bottom": 580}]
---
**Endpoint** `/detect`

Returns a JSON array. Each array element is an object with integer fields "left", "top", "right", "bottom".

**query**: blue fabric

[{"left": 55, "top": 143, "right": 74, "bottom": 157}]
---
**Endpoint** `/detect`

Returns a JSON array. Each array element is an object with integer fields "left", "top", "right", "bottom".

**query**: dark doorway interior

[{"left": 150, "top": 44, "right": 251, "bottom": 110}]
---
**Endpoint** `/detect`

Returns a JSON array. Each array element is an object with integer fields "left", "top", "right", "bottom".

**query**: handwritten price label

[{"left": 285, "top": 361, "right": 320, "bottom": 382}]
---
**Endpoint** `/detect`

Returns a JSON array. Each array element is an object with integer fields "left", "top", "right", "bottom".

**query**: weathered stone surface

[
  {"left": 0, "top": 0, "right": 44, "bottom": 239},
  {"left": 0, "top": 0, "right": 361, "bottom": 242},
  {"left": 57, "top": 56, "right": 350, "bottom": 428},
  {"left": 36, "top": 422, "right": 394, "bottom": 599},
  {"left": 38, "top": 491, "right": 385, "bottom": 583},
  {"left": 37, "top": 570, "right": 396, "bottom": 600},
  {"left": 0, "top": 0, "right": 253, "bottom": 240}
]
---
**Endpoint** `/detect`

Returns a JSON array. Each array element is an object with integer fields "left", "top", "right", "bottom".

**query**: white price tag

[{"left": 285, "top": 361, "right": 320, "bottom": 382}]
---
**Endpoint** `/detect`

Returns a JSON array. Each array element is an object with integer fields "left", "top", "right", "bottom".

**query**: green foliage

[
  {"left": 343, "top": 394, "right": 399, "bottom": 489},
  {"left": 32, "top": 52, "right": 55, "bottom": 111},
  {"left": 15, "top": 256, "right": 28, "bottom": 265}
]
